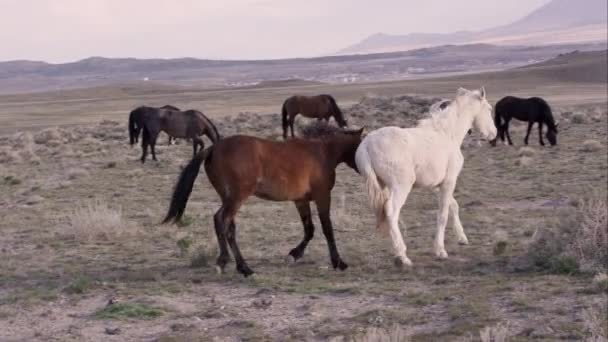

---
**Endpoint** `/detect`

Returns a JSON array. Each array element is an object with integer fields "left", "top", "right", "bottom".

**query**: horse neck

[
  {"left": 427, "top": 103, "right": 473, "bottom": 146},
  {"left": 324, "top": 136, "right": 358, "bottom": 167}
]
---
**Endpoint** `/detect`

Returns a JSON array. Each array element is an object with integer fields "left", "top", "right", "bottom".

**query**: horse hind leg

[
  {"left": 384, "top": 185, "right": 413, "bottom": 267},
  {"left": 435, "top": 180, "right": 458, "bottom": 259},
  {"left": 222, "top": 197, "right": 254, "bottom": 277},
  {"left": 213, "top": 207, "right": 232, "bottom": 273}
]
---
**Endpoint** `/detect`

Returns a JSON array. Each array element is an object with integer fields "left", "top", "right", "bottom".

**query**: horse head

[{"left": 459, "top": 87, "right": 497, "bottom": 141}]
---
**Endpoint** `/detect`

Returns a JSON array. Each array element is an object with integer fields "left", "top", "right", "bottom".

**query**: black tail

[
  {"left": 281, "top": 100, "right": 289, "bottom": 139},
  {"left": 129, "top": 109, "right": 138, "bottom": 145},
  {"left": 325, "top": 95, "right": 346, "bottom": 127},
  {"left": 163, "top": 148, "right": 212, "bottom": 224}
]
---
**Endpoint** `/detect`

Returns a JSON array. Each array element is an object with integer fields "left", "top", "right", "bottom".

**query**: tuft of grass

[
  {"left": 478, "top": 322, "right": 512, "bottom": 342},
  {"left": 94, "top": 302, "right": 163, "bottom": 320},
  {"left": 68, "top": 200, "right": 134, "bottom": 241},
  {"left": 516, "top": 156, "right": 533, "bottom": 167},
  {"left": 571, "top": 112, "right": 587, "bottom": 124},
  {"left": 350, "top": 325, "right": 410, "bottom": 342},
  {"left": 493, "top": 241, "right": 508, "bottom": 256},
  {"left": 189, "top": 247, "right": 211, "bottom": 268},
  {"left": 63, "top": 277, "right": 93, "bottom": 294},
  {"left": 593, "top": 273, "right": 608, "bottom": 293},
  {"left": 581, "top": 140, "right": 603, "bottom": 152},
  {"left": 176, "top": 237, "right": 193, "bottom": 257},
  {"left": 2, "top": 175, "right": 21, "bottom": 186}
]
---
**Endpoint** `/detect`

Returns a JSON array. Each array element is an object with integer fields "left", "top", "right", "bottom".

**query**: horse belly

[{"left": 253, "top": 176, "right": 310, "bottom": 202}]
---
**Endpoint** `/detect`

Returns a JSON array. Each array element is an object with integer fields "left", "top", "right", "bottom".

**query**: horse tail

[
  {"left": 355, "top": 146, "right": 389, "bottom": 231},
  {"left": 128, "top": 109, "right": 138, "bottom": 145},
  {"left": 163, "top": 147, "right": 213, "bottom": 224},
  {"left": 325, "top": 95, "right": 346, "bottom": 127},
  {"left": 281, "top": 99, "right": 289, "bottom": 139}
]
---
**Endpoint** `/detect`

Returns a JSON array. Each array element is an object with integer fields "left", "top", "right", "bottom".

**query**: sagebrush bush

[
  {"left": 582, "top": 140, "right": 603, "bottom": 152},
  {"left": 527, "top": 194, "right": 607, "bottom": 274}
]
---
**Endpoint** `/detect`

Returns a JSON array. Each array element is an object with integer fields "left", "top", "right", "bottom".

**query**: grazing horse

[
  {"left": 355, "top": 87, "right": 497, "bottom": 267},
  {"left": 130, "top": 106, "right": 220, "bottom": 163},
  {"left": 129, "top": 105, "right": 180, "bottom": 145},
  {"left": 163, "top": 124, "right": 364, "bottom": 277},
  {"left": 282, "top": 95, "right": 348, "bottom": 139},
  {"left": 491, "top": 96, "right": 558, "bottom": 146}
]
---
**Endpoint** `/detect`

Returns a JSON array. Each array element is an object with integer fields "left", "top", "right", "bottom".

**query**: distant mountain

[
  {"left": 0, "top": 42, "right": 605, "bottom": 94},
  {"left": 339, "top": 0, "right": 607, "bottom": 55}
]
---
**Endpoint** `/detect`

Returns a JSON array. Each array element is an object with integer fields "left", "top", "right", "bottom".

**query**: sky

[{"left": 0, "top": 0, "right": 551, "bottom": 62}]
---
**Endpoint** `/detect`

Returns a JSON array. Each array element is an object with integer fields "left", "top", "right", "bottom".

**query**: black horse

[{"left": 491, "top": 96, "right": 558, "bottom": 146}]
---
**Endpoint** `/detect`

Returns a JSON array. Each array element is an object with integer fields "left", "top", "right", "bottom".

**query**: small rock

[
  {"left": 25, "top": 195, "right": 45, "bottom": 205},
  {"left": 105, "top": 327, "right": 121, "bottom": 335}
]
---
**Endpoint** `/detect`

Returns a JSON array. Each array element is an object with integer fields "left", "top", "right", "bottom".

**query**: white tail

[{"left": 356, "top": 147, "right": 389, "bottom": 231}]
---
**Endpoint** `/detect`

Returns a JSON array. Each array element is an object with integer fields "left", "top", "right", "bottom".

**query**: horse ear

[{"left": 480, "top": 87, "right": 486, "bottom": 99}]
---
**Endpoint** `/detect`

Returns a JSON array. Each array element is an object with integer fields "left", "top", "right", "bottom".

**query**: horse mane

[
  {"left": 323, "top": 95, "right": 344, "bottom": 120},
  {"left": 533, "top": 97, "right": 557, "bottom": 131},
  {"left": 187, "top": 109, "right": 221, "bottom": 141},
  {"left": 417, "top": 99, "right": 459, "bottom": 135}
]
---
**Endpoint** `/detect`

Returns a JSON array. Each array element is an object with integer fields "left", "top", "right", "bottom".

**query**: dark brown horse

[
  {"left": 129, "top": 105, "right": 180, "bottom": 145},
  {"left": 282, "top": 95, "right": 348, "bottom": 139},
  {"left": 129, "top": 106, "right": 221, "bottom": 163},
  {"left": 163, "top": 124, "right": 364, "bottom": 277}
]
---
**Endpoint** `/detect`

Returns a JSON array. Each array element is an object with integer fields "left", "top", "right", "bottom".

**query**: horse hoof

[
  {"left": 435, "top": 250, "right": 449, "bottom": 259},
  {"left": 288, "top": 249, "right": 303, "bottom": 262},
  {"left": 215, "top": 266, "right": 224, "bottom": 275},
  {"left": 394, "top": 256, "right": 413, "bottom": 268},
  {"left": 333, "top": 260, "right": 348, "bottom": 271}
]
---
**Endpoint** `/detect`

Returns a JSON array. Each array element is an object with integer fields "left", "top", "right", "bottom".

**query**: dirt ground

[{"left": 0, "top": 80, "right": 607, "bottom": 341}]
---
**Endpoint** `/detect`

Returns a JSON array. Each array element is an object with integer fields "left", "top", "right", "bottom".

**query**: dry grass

[
  {"left": 516, "top": 156, "right": 533, "bottom": 167},
  {"left": 581, "top": 305, "right": 607, "bottom": 342},
  {"left": 518, "top": 147, "right": 536, "bottom": 157},
  {"left": 567, "top": 195, "right": 608, "bottom": 273},
  {"left": 346, "top": 325, "right": 409, "bottom": 342},
  {"left": 572, "top": 112, "right": 588, "bottom": 124},
  {"left": 68, "top": 200, "right": 134, "bottom": 241},
  {"left": 526, "top": 193, "right": 608, "bottom": 274},
  {"left": 479, "top": 322, "right": 512, "bottom": 342},
  {"left": 582, "top": 140, "right": 603, "bottom": 152}
]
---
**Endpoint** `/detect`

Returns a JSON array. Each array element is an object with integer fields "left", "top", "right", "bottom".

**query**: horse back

[{"left": 286, "top": 95, "right": 330, "bottom": 119}]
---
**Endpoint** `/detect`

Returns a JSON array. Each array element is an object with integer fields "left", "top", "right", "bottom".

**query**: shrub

[
  {"left": 526, "top": 194, "right": 607, "bottom": 274},
  {"left": 581, "top": 140, "right": 603, "bottom": 152},
  {"left": 518, "top": 147, "right": 536, "bottom": 157},
  {"left": 571, "top": 112, "right": 587, "bottom": 124}
]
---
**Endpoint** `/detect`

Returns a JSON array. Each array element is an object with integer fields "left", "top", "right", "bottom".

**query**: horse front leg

[
  {"left": 314, "top": 193, "right": 347, "bottom": 270},
  {"left": 290, "top": 115, "right": 296, "bottom": 138},
  {"left": 150, "top": 135, "right": 158, "bottom": 161},
  {"left": 449, "top": 196, "right": 468, "bottom": 245},
  {"left": 504, "top": 120, "right": 514, "bottom": 145},
  {"left": 288, "top": 201, "right": 315, "bottom": 261},
  {"left": 538, "top": 122, "right": 545, "bottom": 146},
  {"left": 524, "top": 121, "right": 534, "bottom": 145}
]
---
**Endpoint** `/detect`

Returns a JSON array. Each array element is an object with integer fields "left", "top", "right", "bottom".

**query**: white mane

[{"left": 417, "top": 99, "right": 461, "bottom": 137}]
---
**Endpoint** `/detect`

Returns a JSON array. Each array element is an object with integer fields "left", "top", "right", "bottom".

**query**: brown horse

[
  {"left": 130, "top": 106, "right": 221, "bottom": 163},
  {"left": 129, "top": 105, "right": 180, "bottom": 145},
  {"left": 163, "top": 124, "right": 364, "bottom": 277},
  {"left": 282, "top": 95, "right": 348, "bottom": 139}
]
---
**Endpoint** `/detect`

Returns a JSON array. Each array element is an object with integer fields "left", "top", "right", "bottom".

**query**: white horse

[{"left": 355, "top": 87, "right": 497, "bottom": 266}]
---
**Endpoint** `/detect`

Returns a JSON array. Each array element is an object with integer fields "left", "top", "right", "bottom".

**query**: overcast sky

[{"left": 1, "top": 0, "right": 551, "bottom": 62}]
